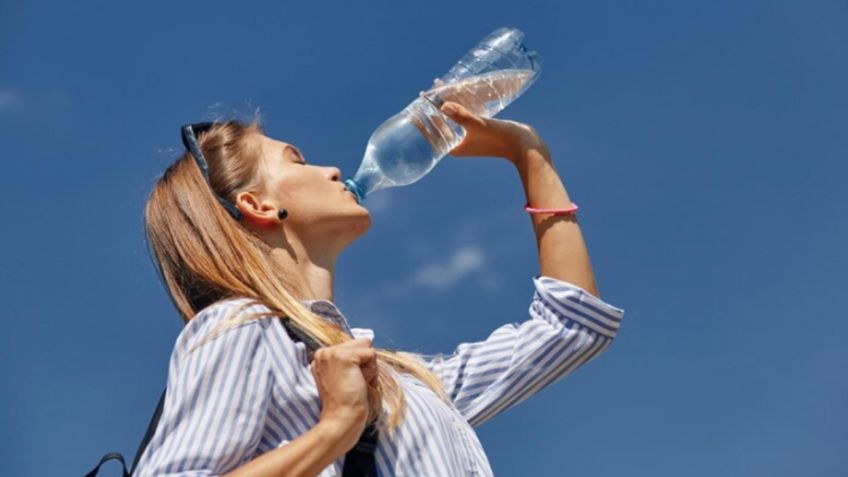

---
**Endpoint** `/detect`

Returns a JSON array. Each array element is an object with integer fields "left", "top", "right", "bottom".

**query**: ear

[{"left": 235, "top": 191, "right": 280, "bottom": 229}]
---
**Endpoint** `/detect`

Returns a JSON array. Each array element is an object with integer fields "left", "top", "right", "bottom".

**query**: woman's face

[{"left": 238, "top": 133, "right": 371, "bottom": 247}]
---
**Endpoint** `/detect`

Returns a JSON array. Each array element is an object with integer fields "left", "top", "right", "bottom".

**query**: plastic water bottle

[{"left": 343, "top": 27, "right": 542, "bottom": 203}]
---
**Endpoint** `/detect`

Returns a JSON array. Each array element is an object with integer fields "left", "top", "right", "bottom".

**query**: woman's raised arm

[
  {"left": 439, "top": 100, "right": 600, "bottom": 297},
  {"left": 410, "top": 102, "right": 625, "bottom": 428}
]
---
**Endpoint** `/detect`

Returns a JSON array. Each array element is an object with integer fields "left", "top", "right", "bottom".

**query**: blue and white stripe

[{"left": 133, "top": 275, "right": 625, "bottom": 476}]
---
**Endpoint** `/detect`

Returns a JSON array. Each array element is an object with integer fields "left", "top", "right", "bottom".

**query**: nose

[{"left": 326, "top": 166, "right": 341, "bottom": 182}]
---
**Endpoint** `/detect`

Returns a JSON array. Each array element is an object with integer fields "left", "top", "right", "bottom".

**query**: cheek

[
  {"left": 283, "top": 177, "right": 326, "bottom": 207},
  {"left": 277, "top": 171, "right": 341, "bottom": 211}
]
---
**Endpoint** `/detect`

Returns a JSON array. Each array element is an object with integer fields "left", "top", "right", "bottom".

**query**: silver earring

[{"left": 277, "top": 209, "right": 288, "bottom": 220}]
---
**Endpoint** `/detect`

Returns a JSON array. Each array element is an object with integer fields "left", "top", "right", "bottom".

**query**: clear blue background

[{"left": 1, "top": 1, "right": 846, "bottom": 475}]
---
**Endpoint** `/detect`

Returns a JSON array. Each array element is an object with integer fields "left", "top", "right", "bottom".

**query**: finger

[
  {"left": 411, "top": 112, "right": 440, "bottom": 144},
  {"left": 431, "top": 112, "right": 458, "bottom": 142},
  {"left": 345, "top": 347, "right": 378, "bottom": 364},
  {"left": 362, "top": 363, "right": 378, "bottom": 384},
  {"left": 361, "top": 356, "right": 378, "bottom": 376},
  {"left": 440, "top": 101, "right": 486, "bottom": 128}
]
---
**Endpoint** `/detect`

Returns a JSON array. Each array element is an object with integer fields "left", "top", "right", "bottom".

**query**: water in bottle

[
  {"left": 343, "top": 95, "right": 466, "bottom": 203},
  {"left": 421, "top": 67, "right": 537, "bottom": 118},
  {"left": 343, "top": 27, "right": 541, "bottom": 203}
]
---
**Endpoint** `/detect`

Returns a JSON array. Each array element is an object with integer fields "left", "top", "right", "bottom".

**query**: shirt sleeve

[
  {"left": 133, "top": 302, "right": 275, "bottom": 476},
  {"left": 415, "top": 275, "right": 625, "bottom": 428}
]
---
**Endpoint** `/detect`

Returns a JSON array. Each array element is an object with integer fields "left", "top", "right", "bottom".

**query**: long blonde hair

[{"left": 143, "top": 117, "right": 451, "bottom": 436}]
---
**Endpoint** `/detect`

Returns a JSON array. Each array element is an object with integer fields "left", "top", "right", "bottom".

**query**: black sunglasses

[{"left": 180, "top": 122, "right": 244, "bottom": 221}]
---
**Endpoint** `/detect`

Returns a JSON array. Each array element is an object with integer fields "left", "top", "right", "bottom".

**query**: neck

[{"left": 268, "top": 240, "right": 337, "bottom": 303}]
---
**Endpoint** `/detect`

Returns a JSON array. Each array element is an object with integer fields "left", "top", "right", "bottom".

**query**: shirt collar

[{"left": 299, "top": 298, "right": 354, "bottom": 336}]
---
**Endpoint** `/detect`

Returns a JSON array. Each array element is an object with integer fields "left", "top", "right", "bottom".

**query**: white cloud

[
  {"left": 476, "top": 272, "right": 507, "bottom": 293},
  {"left": 0, "top": 89, "right": 21, "bottom": 111},
  {"left": 410, "top": 244, "right": 486, "bottom": 291},
  {"left": 349, "top": 212, "right": 521, "bottom": 318},
  {"left": 372, "top": 240, "right": 508, "bottom": 299},
  {"left": 0, "top": 87, "right": 71, "bottom": 114}
]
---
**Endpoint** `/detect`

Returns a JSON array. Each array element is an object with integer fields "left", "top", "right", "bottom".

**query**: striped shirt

[{"left": 133, "top": 275, "right": 625, "bottom": 476}]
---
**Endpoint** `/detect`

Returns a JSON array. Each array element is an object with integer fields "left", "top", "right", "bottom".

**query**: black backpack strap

[
  {"left": 283, "top": 318, "right": 380, "bottom": 476},
  {"left": 129, "top": 387, "right": 167, "bottom": 475},
  {"left": 83, "top": 388, "right": 164, "bottom": 477},
  {"left": 342, "top": 423, "right": 380, "bottom": 477},
  {"left": 83, "top": 452, "right": 130, "bottom": 477}
]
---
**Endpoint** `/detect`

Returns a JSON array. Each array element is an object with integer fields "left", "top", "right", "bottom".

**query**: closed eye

[{"left": 283, "top": 144, "right": 308, "bottom": 165}]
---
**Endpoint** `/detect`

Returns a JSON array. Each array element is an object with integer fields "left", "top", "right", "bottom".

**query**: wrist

[
  {"left": 508, "top": 139, "right": 550, "bottom": 167},
  {"left": 504, "top": 126, "right": 548, "bottom": 160},
  {"left": 317, "top": 414, "right": 364, "bottom": 452}
]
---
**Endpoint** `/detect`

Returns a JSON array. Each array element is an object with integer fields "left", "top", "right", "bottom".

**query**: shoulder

[{"left": 172, "top": 297, "right": 286, "bottom": 360}]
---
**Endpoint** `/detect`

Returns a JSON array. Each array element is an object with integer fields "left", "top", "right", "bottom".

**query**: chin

[
  {"left": 353, "top": 208, "right": 372, "bottom": 235},
  {"left": 331, "top": 206, "right": 371, "bottom": 237}
]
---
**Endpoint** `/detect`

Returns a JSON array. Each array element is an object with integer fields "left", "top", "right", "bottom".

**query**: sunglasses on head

[{"left": 180, "top": 122, "right": 244, "bottom": 221}]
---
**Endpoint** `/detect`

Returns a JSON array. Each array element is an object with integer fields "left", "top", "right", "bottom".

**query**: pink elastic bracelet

[{"left": 524, "top": 202, "right": 579, "bottom": 215}]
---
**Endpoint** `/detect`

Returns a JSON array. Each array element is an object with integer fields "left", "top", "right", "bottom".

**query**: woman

[{"left": 133, "top": 100, "right": 625, "bottom": 476}]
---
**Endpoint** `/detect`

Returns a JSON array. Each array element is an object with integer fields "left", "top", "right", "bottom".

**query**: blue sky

[{"left": 1, "top": 0, "right": 846, "bottom": 475}]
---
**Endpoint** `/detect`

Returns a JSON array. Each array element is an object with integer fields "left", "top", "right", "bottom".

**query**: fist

[{"left": 310, "top": 337, "right": 378, "bottom": 435}]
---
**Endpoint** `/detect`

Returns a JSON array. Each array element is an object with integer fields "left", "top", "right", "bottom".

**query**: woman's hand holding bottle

[{"left": 436, "top": 98, "right": 549, "bottom": 163}]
